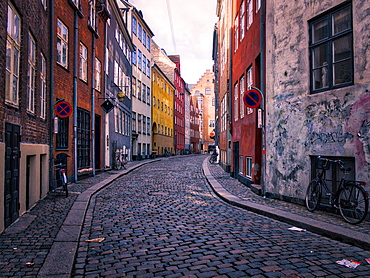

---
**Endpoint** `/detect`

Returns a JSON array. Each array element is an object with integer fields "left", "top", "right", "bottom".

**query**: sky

[{"left": 129, "top": 0, "right": 218, "bottom": 85}]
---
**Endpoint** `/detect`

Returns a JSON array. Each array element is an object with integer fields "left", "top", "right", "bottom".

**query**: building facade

[
  {"left": 120, "top": 1, "right": 154, "bottom": 161},
  {"left": 190, "top": 70, "right": 216, "bottom": 153},
  {"left": 231, "top": 0, "right": 263, "bottom": 187},
  {"left": 151, "top": 63, "right": 175, "bottom": 156},
  {"left": 1, "top": 0, "right": 50, "bottom": 231},
  {"left": 104, "top": 0, "right": 134, "bottom": 168},
  {"left": 265, "top": 0, "right": 370, "bottom": 201}
]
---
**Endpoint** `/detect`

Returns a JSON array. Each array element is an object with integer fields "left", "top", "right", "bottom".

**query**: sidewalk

[{"left": 204, "top": 158, "right": 370, "bottom": 251}]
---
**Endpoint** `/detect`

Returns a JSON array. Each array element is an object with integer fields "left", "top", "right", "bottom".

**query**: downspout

[
  {"left": 73, "top": 10, "right": 79, "bottom": 183},
  {"left": 91, "top": 34, "right": 96, "bottom": 177},
  {"left": 260, "top": 0, "right": 266, "bottom": 196},
  {"left": 49, "top": 0, "right": 55, "bottom": 191}
]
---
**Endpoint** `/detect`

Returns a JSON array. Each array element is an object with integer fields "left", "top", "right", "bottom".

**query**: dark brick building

[{"left": 1, "top": 0, "right": 50, "bottom": 231}]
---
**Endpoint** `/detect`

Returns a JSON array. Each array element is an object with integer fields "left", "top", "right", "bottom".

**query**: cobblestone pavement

[{"left": 73, "top": 155, "right": 370, "bottom": 278}]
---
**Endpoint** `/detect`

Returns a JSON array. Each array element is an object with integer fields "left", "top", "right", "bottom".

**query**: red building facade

[{"left": 231, "top": 0, "right": 263, "bottom": 187}]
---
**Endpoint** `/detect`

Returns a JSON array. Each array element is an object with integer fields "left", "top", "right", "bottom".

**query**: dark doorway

[
  {"left": 4, "top": 123, "right": 20, "bottom": 228},
  {"left": 233, "top": 142, "right": 239, "bottom": 178},
  {"left": 95, "top": 115, "right": 101, "bottom": 169}
]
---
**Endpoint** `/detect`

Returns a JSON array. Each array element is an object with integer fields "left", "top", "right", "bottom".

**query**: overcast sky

[{"left": 129, "top": 0, "right": 218, "bottom": 85}]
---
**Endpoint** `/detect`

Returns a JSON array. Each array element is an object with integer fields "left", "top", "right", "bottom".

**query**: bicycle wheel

[
  {"left": 305, "top": 179, "right": 321, "bottom": 212},
  {"left": 209, "top": 157, "right": 215, "bottom": 164},
  {"left": 338, "top": 184, "right": 368, "bottom": 224},
  {"left": 62, "top": 173, "right": 68, "bottom": 197}
]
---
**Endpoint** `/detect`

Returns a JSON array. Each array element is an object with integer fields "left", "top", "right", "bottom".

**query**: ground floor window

[
  {"left": 56, "top": 117, "right": 68, "bottom": 149},
  {"left": 246, "top": 157, "right": 252, "bottom": 178},
  {"left": 77, "top": 108, "right": 90, "bottom": 169}
]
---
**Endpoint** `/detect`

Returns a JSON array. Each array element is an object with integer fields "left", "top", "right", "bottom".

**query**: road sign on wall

[
  {"left": 54, "top": 101, "right": 72, "bottom": 118},
  {"left": 243, "top": 89, "right": 262, "bottom": 108}
]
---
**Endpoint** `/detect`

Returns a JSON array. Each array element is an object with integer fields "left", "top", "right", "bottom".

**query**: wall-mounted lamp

[{"left": 111, "top": 82, "right": 129, "bottom": 102}]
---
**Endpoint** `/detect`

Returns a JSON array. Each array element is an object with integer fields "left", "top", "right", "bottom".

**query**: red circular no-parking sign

[
  {"left": 243, "top": 89, "right": 262, "bottom": 108},
  {"left": 54, "top": 102, "right": 72, "bottom": 118}
]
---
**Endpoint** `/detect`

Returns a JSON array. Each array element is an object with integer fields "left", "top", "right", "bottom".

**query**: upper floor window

[
  {"left": 132, "top": 16, "right": 137, "bottom": 35},
  {"left": 88, "top": 0, "right": 96, "bottom": 30},
  {"left": 240, "top": 75, "right": 245, "bottom": 118},
  {"left": 70, "top": 0, "right": 80, "bottom": 9},
  {"left": 310, "top": 3, "right": 353, "bottom": 93},
  {"left": 234, "top": 82, "right": 239, "bottom": 121},
  {"left": 95, "top": 58, "right": 101, "bottom": 91},
  {"left": 132, "top": 47, "right": 137, "bottom": 65},
  {"left": 234, "top": 15, "right": 239, "bottom": 51},
  {"left": 40, "top": 54, "right": 47, "bottom": 119},
  {"left": 256, "top": 0, "right": 261, "bottom": 12},
  {"left": 6, "top": 4, "right": 21, "bottom": 105},
  {"left": 41, "top": 0, "right": 47, "bottom": 9},
  {"left": 138, "top": 23, "right": 142, "bottom": 41},
  {"left": 205, "top": 87, "right": 211, "bottom": 95},
  {"left": 79, "top": 43, "right": 88, "bottom": 82},
  {"left": 27, "top": 33, "right": 36, "bottom": 113},
  {"left": 240, "top": 0, "right": 245, "bottom": 40},
  {"left": 57, "top": 20, "right": 68, "bottom": 68},
  {"left": 247, "top": 0, "right": 253, "bottom": 28},
  {"left": 147, "top": 35, "right": 151, "bottom": 51}
]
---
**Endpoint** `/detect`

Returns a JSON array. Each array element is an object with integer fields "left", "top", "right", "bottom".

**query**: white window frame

[
  {"left": 40, "top": 54, "right": 47, "bottom": 119},
  {"left": 57, "top": 20, "right": 68, "bottom": 68},
  {"left": 234, "top": 82, "right": 239, "bottom": 121},
  {"left": 6, "top": 4, "right": 21, "bottom": 105},
  {"left": 234, "top": 15, "right": 239, "bottom": 51},
  {"left": 88, "top": 0, "right": 96, "bottom": 30},
  {"left": 27, "top": 33, "right": 36, "bottom": 113},
  {"left": 95, "top": 58, "right": 101, "bottom": 91},
  {"left": 256, "top": 0, "right": 261, "bottom": 12},
  {"left": 240, "top": 75, "right": 245, "bottom": 118},
  {"left": 240, "top": 0, "right": 245, "bottom": 40},
  {"left": 239, "top": 156, "right": 244, "bottom": 175},
  {"left": 248, "top": 0, "right": 253, "bottom": 28},
  {"left": 79, "top": 43, "right": 88, "bottom": 82}
]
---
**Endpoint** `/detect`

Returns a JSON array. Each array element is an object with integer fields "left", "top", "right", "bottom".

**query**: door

[
  {"left": 95, "top": 115, "right": 101, "bottom": 169},
  {"left": 4, "top": 123, "right": 20, "bottom": 228},
  {"left": 233, "top": 142, "right": 239, "bottom": 178}
]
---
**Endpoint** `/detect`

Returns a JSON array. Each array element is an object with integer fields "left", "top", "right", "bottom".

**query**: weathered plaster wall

[{"left": 265, "top": 0, "right": 370, "bottom": 200}]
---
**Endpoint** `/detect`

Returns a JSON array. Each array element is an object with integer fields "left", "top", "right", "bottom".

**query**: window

[
  {"left": 147, "top": 35, "right": 151, "bottom": 51},
  {"left": 256, "top": 0, "right": 261, "bottom": 12},
  {"left": 132, "top": 16, "right": 137, "bottom": 35},
  {"left": 95, "top": 58, "right": 101, "bottom": 91},
  {"left": 234, "top": 82, "right": 239, "bottom": 121},
  {"left": 138, "top": 50, "right": 142, "bottom": 70},
  {"left": 132, "top": 112, "right": 137, "bottom": 132},
  {"left": 88, "top": 0, "right": 96, "bottom": 30},
  {"left": 239, "top": 156, "right": 244, "bottom": 175},
  {"left": 209, "top": 120, "right": 215, "bottom": 128},
  {"left": 40, "top": 54, "right": 47, "bottom": 119},
  {"left": 143, "top": 55, "right": 146, "bottom": 73},
  {"left": 142, "top": 84, "right": 146, "bottom": 103},
  {"left": 57, "top": 20, "right": 68, "bottom": 68},
  {"left": 132, "top": 47, "right": 137, "bottom": 65},
  {"left": 246, "top": 157, "right": 252, "bottom": 178},
  {"left": 143, "top": 30, "right": 147, "bottom": 47},
  {"left": 138, "top": 23, "right": 142, "bottom": 41},
  {"left": 79, "top": 43, "right": 88, "bottom": 82},
  {"left": 240, "top": 0, "right": 245, "bottom": 40},
  {"left": 6, "top": 4, "right": 21, "bottom": 105},
  {"left": 205, "top": 87, "right": 211, "bottom": 95},
  {"left": 239, "top": 76, "right": 245, "bottom": 118},
  {"left": 71, "top": 0, "right": 80, "bottom": 8},
  {"left": 132, "top": 77, "right": 136, "bottom": 97},
  {"left": 147, "top": 117, "right": 151, "bottom": 134},
  {"left": 147, "top": 86, "right": 150, "bottom": 105},
  {"left": 247, "top": 67, "right": 253, "bottom": 115},
  {"left": 143, "top": 116, "right": 146, "bottom": 134},
  {"left": 56, "top": 117, "right": 69, "bottom": 149},
  {"left": 234, "top": 15, "right": 239, "bottom": 51},
  {"left": 27, "top": 33, "right": 36, "bottom": 113},
  {"left": 310, "top": 3, "right": 353, "bottom": 93},
  {"left": 147, "top": 58, "right": 150, "bottom": 77},
  {"left": 77, "top": 108, "right": 90, "bottom": 169},
  {"left": 247, "top": 0, "right": 253, "bottom": 28},
  {"left": 41, "top": 0, "right": 47, "bottom": 9},
  {"left": 138, "top": 114, "right": 142, "bottom": 133},
  {"left": 138, "top": 80, "right": 141, "bottom": 100}
]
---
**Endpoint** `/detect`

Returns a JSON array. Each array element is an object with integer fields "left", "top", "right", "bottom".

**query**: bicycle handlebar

[{"left": 317, "top": 156, "right": 344, "bottom": 166}]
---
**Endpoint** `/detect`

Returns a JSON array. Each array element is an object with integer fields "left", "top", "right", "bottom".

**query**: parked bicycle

[
  {"left": 209, "top": 151, "right": 218, "bottom": 164},
  {"left": 113, "top": 149, "right": 127, "bottom": 170},
  {"left": 305, "top": 156, "right": 369, "bottom": 224},
  {"left": 54, "top": 162, "right": 68, "bottom": 197}
]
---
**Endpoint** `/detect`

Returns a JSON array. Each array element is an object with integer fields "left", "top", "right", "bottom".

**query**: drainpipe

[
  {"left": 260, "top": 0, "right": 266, "bottom": 196},
  {"left": 91, "top": 34, "right": 96, "bottom": 177},
  {"left": 48, "top": 0, "right": 55, "bottom": 190},
  {"left": 73, "top": 10, "right": 79, "bottom": 183}
]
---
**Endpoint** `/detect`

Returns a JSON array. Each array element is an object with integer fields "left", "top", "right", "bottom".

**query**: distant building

[
  {"left": 151, "top": 63, "right": 175, "bottom": 156},
  {"left": 190, "top": 70, "right": 216, "bottom": 153}
]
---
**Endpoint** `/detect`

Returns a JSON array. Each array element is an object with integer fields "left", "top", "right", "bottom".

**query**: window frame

[
  {"left": 57, "top": 19, "right": 68, "bottom": 68},
  {"left": 27, "top": 33, "right": 36, "bottom": 113},
  {"left": 79, "top": 42, "right": 88, "bottom": 82},
  {"left": 309, "top": 2, "right": 353, "bottom": 94},
  {"left": 40, "top": 54, "right": 47, "bottom": 119}
]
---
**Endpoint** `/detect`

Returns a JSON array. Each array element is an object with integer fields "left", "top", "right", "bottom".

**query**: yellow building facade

[{"left": 151, "top": 64, "right": 175, "bottom": 156}]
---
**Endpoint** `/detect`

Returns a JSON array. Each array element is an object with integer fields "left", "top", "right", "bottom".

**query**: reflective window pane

[
  {"left": 312, "top": 44, "right": 328, "bottom": 68},
  {"left": 333, "top": 6, "right": 351, "bottom": 35},
  {"left": 312, "top": 18, "right": 328, "bottom": 43}
]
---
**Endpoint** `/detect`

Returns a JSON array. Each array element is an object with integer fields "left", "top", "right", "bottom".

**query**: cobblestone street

[{"left": 72, "top": 155, "right": 370, "bottom": 277}]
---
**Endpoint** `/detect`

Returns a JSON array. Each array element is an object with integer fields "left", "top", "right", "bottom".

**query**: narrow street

[{"left": 71, "top": 155, "right": 370, "bottom": 277}]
